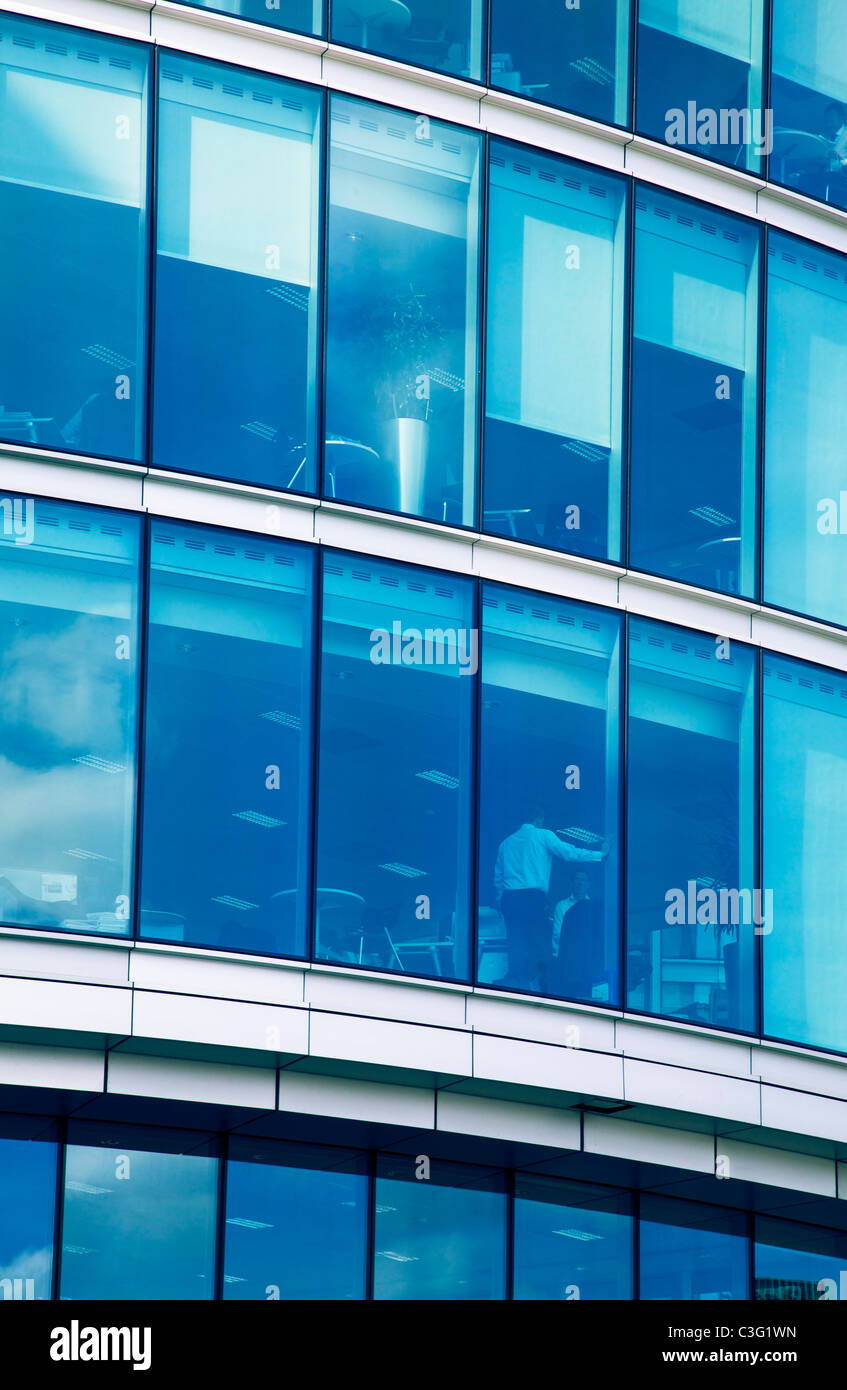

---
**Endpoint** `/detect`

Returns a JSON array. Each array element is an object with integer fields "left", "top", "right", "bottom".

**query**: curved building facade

[{"left": 2, "top": 0, "right": 847, "bottom": 1304}]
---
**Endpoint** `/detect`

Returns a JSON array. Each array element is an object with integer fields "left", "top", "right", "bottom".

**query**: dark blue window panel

[
  {"left": 373, "top": 1156, "right": 506, "bottom": 1300},
  {"left": 630, "top": 188, "right": 759, "bottom": 598},
  {"left": 484, "top": 143, "right": 627, "bottom": 563},
  {"left": 0, "top": 14, "right": 149, "bottom": 461},
  {"left": 762, "top": 651, "right": 847, "bottom": 1054},
  {"left": 153, "top": 54, "right": 322, "bottom": 490},
  {"left": 139, "top": 523, "right": 314, "bottom": 956},
  {"left": 0, "top": 1121, "right": 57, "bottom": 1300},
  {"left": 331, "top": 0, "right": 483, "bottom": 82},
  {"left": 315, "top": 551, "right": 475, "bottom": 981},
  {"left": 755, "top": 1218, "right": 847, "bottom": 1300},
  {"left": 763, "top": 232, "right": 847, "bottom": 628},
  {"left": 488, "top": 0, "right": 631, "bottom": 125},
  {"left": 0, "top": 497, "right": 140, "bottom": 936},
  {"left": 626, "top": 619, "right": 757, "bottom": 1033},
  {"left": 637, "top": 0, "right": 766, "bottom": 172},
  {"left": 514, "top": 1175, "right": 633, "bottom": 1300},
  {"left": 60, "top": 1123, "right": 218, "bottom": 1300},
  {"left": 640, "top": 1195, "right": 750, "bottom": 1300},
  {"left": 183, "top": 0, "right": 320, "bottom": 37},
  {"left": 478, "top": 583, "right": 621, "bottom": 1001},
  {"left": 224, "top": 1140, "right": 368, "bottom": 1299},
  {"left": 324, "top": 95, "right": 481, "bottom": 526},
  {"left": 771, "top": 0, "right": 847, "bottom": 214}
]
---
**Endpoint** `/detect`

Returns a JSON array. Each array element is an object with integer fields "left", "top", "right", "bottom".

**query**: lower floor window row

[
  {"left": 1, "top": 494, "right": 846, "bottom": 1054},
  {"left": 1, "top": 1118, "right": 844, "bottom": 1301}
]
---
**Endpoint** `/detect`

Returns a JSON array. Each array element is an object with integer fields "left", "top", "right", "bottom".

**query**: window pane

[
  {"left": 514, "top": 1175, "right": 632, "bottom": 1300},
  {"left": 325, "top": 95, "right": 481, "bottom": 526},
  {"left": 489, "top": 0, "right": 630, "bottom": 125},
  {"left": 478, "top": 584, "right": 621, "bottom": 1001},
  {"left": 763, "top": 652, "right": 847, "bottom": 1053},
  {"left": 315, "top": 552, "right": 475, "bottom": 980},
  {"left": 637, "top": 0, "right": 766, "bottom": 171},
  {"left": 0, "top": 14, "right": 148, "bottom": 460},
  {"left": 139, "top": 524, "right": 313, "bottom": 956},
  {"left": 184, "top": 0, "right": 320, "bottom": 36},
  {"left": 771, "top": 0, "right": 847, "bottom": 213},
  {"left": 224, "top": 1140, "right": 367, "bottom": 1299},
  {"left": 60, "top": 1125, "right": 218, "bottom": 1300},
  {"left": 640, "top": 1196, "right": 749, "bottom": 1300},
  {"left": 153, "top": 55, "right": 322, "bottom": 490},
  {"left": 630, "top": 189, "right": 759, "bottom": 597},
  {"left": 764, "top": 232, "right": 847, "bottom": 627},
  {"left": 331, "top": 1, "right": 483, "bottom": 82},
  {"left": 0, "top": 497, "right": 140, "bottom": 936},
  {"left": 755, "top": 1218, "right": 847, "bottom": 1300},
  {"left": 626, "top": 619, "right": 757, "bottom": 1032},
  {"left": 484, "top": 144, "right": 626, "bottom": 562},
  {"left": 374, "top": 1156, "right": 506, "bottom": 1300},
  {"left": 0, "top": 1125, "right": 56, "bottom": 1300}
]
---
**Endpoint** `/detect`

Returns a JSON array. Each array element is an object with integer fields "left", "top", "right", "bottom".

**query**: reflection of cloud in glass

[
  {"left": 0, "top": 1245, "right": 52, "bottom": 1298},
  {"left": 62, "top": 1147, "right": 217, "bottom": 1300},
  {"left": 0, "top": 620, "right": 127, "bottom": 755},
  {"left": 0, "top": 757, "right": 128, "bottom": 869}
]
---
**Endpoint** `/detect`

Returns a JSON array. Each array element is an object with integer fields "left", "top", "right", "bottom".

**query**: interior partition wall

[
  {"left": 629, "top": 187, "right": 760, "bottom": 598},
  {"left": 324, "top": 93, "right": 481, "bottom": 527},
  {"left": 0, "top": 12, "right": 149, "bottom": 462},
  {"left": 636, "top": 0, "right": 767, "bottom": 172},
  {"left": 152, "top": 53, "right": 323, "bottom": 490},
  {"left": 763, "top": 231, "right": 847, "bottom": 629},
  {"left": 484, "top": 143, "right": 627, "bottom": 562}
]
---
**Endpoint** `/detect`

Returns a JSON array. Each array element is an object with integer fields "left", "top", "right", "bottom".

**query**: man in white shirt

[{"left": 494, "top": 809, "right": 609, "bottom": 990}]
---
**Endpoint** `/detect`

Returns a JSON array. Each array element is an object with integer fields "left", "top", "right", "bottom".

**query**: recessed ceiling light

[
  {"left": 66, "top": 1181, "right": 110, "bottom": 1195},
  {"left": 552, "top": 1228, "right": 602, "bottom": 1242},
  {"left": 558, "top": 827, "right": 602, "bottom": 845},
  {"left": 690, "top": 504, "right": 736, "bottom": 527},
  {"left": 260, "top": 710, "right": 301, "bottom": 730},
  {"left": 378, "top": 863, "right": 427, "bottom": 878},
  {"left": 377, "top": 1251, "right": 419, "bottom": 1263},
  {"left": 415, "top": 770, "right": 459, "bottom": 789},
  {"left": 64, "top": 849, "right": 112, "bottom": 862},
  {"left": 225, "top": 1217, "right": 274, "bottom": 1230},
  {"left": 72, "top": 755, "right": 125, "bottom": 775},
  {"left": 232, "top": 811, "right": 287, "bottom": 828},
  {"left": 211, "top": 895, "right": 259, "bottom": 911}
]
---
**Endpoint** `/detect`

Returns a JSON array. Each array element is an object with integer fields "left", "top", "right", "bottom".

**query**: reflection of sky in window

[
  {"left": 0, "top": 1138, "right": 56, "bottom": 1299},
  {"left": 61, "top": 1145, "right": 218, "bottom": 1300}
]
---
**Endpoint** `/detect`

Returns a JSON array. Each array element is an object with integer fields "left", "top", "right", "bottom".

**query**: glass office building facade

[{"left": 2, "top": 0, "right": 847, "bottom": 1306}]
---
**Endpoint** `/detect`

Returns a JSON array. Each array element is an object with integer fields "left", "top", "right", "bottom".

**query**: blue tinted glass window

[
  {"left": 627, "top": 620, "right": 757, "bottom": 1032},
  {"left": 771, "top": 0, "right": 847, "bottom": 213},
  {"left": 139, "top": 524, "right": 313, "bottom": 956},
  {"left": 0, "top": 498, "right": 140, "bottom": 936},
  {"left": 315, "top": 552, "right": 475, "bottom": 980},
  {"left": 185, "top": 0, "right": 320, "bottom": 35},
  {"left": 0, "top": 15, "right": 148, "bottom": 460},
  {"left": 630, "top": 189, "right": 759, "bottom": 597},
  {"left": 374, "top": 1156, "right": 506, "bottom": 1300},
  {"left": 763, "top": 652, "right": 847, "bottom": 1054},
  {"left": 489, "top": 0, "right": 630, "bottom": 125},
  {"left": 755, "top": 1218, "right": 847, "bottom": 1300},
  {"left": 478, "top": 584, "right": 621, "bottom": 1001},
  {"left": 514, "top": 1175, "right": 632, "bottom": 1300},
  {"left": 60, "top": 1125, "right": 218, "bottom": 1300},
  {"left": 484, "top": 145, "right": 626, "bottom": 562},
  {"left": 224, "top": 1140, "right": 367, "bottom": 1299},
  {"left": 637, "top": 0, "right": 766, "bottom": 171},
  {"left": 331, "top": 1, "right": 483, "bottom": 81},
  {"left": 153, "top": 55, "right": 322, "bottom": 490},
  {"left": 0, "top": 1124, "right": 57, "bottom": 1300},
  {"left": 764, "top": 232, "right": 847, "bottom": 627},
  {"left": 325, "top": 96, "right": 481, "bottom": 526},
  {"left": 640, "top": 1196, "right": 749, "bottom": 1299}
]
